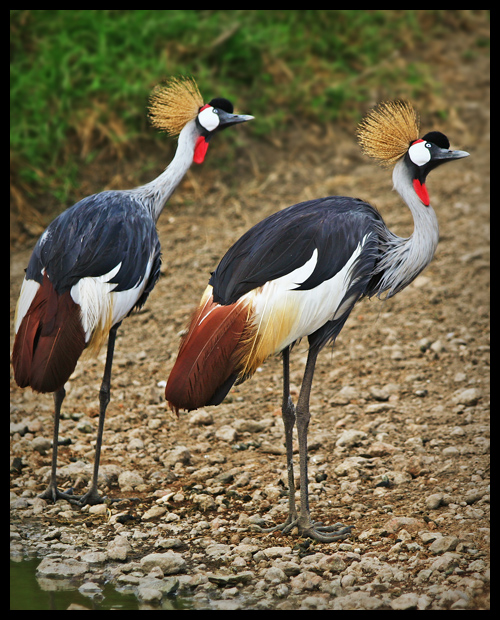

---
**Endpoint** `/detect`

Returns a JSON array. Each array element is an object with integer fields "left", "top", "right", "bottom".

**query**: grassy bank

[{"left": 10, "top": 10, "right": 488, "bottom": 209}]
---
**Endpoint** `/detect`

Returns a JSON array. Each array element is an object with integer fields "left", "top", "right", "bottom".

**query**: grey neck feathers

[
  {"left": 129, "top": 120, "right": 198, "bottom": 222},
  {"left": 373, "top": 158, "right": 440, "bottom": 298}
]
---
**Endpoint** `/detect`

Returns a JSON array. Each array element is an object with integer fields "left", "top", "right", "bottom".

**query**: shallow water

[{"left": 10, "top": 558, "right": 191, "bottom": 610}]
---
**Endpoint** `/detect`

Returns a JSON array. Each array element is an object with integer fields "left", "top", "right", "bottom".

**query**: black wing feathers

[
  {"left": 27, "top": 192, "right": 161, "bottom": 307},
  {"left": 210, "top": 197, "right": 384, "bottom": 305}
]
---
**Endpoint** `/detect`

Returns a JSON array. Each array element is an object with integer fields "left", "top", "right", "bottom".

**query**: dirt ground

[{"left": 10, "top": 25, "right": 489, "bottom": 609}]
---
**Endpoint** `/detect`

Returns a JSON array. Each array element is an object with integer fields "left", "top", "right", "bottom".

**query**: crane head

[
  {"left": 406, "top": 131, "right": 469, "bottom": 205},
  {"left": 193, "top": 98, "right": 253, "bottom": 164},
  {"left": 357, "top": 99, "right": 469, "bottom": 205},
  {"left": 148, "top": 76, "right": 253, "bottom": 165}
]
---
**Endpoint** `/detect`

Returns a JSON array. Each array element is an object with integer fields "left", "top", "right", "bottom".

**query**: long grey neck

[
  {"left": 129, "top": 120, "right": 197, "bottom": 222},
  {"left": 374, "top": 158, "right": 440, "bottom": 298}
]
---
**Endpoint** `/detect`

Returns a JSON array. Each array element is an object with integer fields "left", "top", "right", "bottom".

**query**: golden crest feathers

[
  {"left": 148, "top": 76, "right": 204, "bottom": 136},
  {"left": 356, "top": 100, "right": 420, "bottom": 167}
]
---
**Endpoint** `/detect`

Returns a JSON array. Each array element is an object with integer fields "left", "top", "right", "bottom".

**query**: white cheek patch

[
  {"left": 409, "top": 140, "right": 431, "bottom": 166},
  {"left": 198, "top": 106, "right": 220, "bottom": 132}
]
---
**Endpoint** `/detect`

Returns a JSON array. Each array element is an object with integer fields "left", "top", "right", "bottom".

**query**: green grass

[{"left": 10, "top": 10, "right": 489, "bottom": 206}]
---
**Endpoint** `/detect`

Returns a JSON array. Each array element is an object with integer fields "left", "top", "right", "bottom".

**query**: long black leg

[
  {"left": 257, "top": 347, "right": 299, "bottom": 533},
  {"left": 295, "top": 346, "right": 317, "bottom": 525},
  {"left": 295, "top": 346, "right": 351, "bottom": 542},
  {"left": 281, "top": 347, "right": 298, "bottom": 523},
  {"left": 71, "top": 322, "right": 121, "bottom": 506},
  {"left": 39, "top": 386, "right": 76, "bottom": 502}
]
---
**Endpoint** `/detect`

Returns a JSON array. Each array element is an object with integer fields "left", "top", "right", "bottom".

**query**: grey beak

[{"left": 217, "top": 110, "right": 254, "bottom": 131}]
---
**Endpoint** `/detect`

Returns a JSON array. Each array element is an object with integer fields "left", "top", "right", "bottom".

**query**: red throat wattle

[
  {"left": 413, "top": 178, "right": 430, "bottom": 206},
  {"left": 194, "top": 136, "right": 209, "bottom": 164}
]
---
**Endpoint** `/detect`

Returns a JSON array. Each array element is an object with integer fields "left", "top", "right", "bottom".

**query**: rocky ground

[{"left": 10, "top": 26, "right": 489, "bottom": 610}]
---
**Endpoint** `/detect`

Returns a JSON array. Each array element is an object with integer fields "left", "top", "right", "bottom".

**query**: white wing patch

[
  {"left": 70, "top": 258, "right": 155, "bottom": 343},
  {"left": 14, "top": 278, "right": 41, "bottom": 333},
  {"left": 249, "top": 238, "right": 366, "bottom": 353}
]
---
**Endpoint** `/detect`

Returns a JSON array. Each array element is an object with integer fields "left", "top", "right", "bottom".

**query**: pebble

[
  {"left": 335, "top": 429, "right": 367, "bottom": 447},
  {"left": 390, "top": 593, "right": 420, "bottom": 610},
  {"left": 425, "top": 492, "right": 445, "bottom": 510},
  {"left": 215, "top": 425, "right": 238, "bottom": 442},
  {"left": 189, "top": 410, "right": 214, "bottom": 426},
  {"left": 106, "top": 535, "right": 131, "bottom": 561},
  {"left": 140, "top": 551, "right": 187, "bottom": 575},
  {"left": 452, "top": 387, "right": 482, "bottom": 406},
  {"left": 36, "top": 557, "right": 89, "bottom": 579},
  {"left": 429, "top": 535, "right": 459, "bottom": 554},
  {"left": 118, "top": 470, "right": 144, "bottom": 490}
]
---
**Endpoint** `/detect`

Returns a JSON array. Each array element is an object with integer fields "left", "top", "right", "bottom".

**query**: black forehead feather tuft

[
  {"left": 208, "top": 97, "right": 234, "bottom": 114},
  {"left": 422, "top": 131, "right": 450, "bottom": 150}
]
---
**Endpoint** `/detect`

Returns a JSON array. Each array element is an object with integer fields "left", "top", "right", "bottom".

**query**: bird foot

[
  {"left": 39, "top": 485, "right": 77, "bottom": 503},
  {"left": 299, "top": 520, "right": 352, "bottom": 543},
  {"left": 253, "top": 513, "right": 299, "bottom": 535},
  {"left": 67, "top": 487, "right": 107, "bottom": 507},
  {"left": 254, "top": 516, "right": 352, "bottom": 543},
  {"left": 39, "top": 483, "right": 107, "bottom": 506}
]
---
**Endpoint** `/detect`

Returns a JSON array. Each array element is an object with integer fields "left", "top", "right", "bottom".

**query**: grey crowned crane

[
  {"left": 165, "top": 100, "right": 469, "bottom": 542},
  {"left": 12, "top": 76, "right": 253, "bottom": 506}
]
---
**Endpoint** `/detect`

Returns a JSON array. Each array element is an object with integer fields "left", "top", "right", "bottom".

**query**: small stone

[
  {"left": 264, "top": 566, "right": 287, "bottom": 583},
  {"left": 162, "top": 446, "right": 191, "bottom": 468},
  {"left": 452, "top": 387, "right": 481, "bottom": 406},
  {"left": 31, "top": 436, "right": 51, "bottom": 455},
  {"left": 215, "top": 425, "right": 238, "bottom": 442},
  {"left": 80, "top": 551, "right": 107, "bottom": 565},
  {"left": 137, "top": 586, "right": 163, "bottom": 603},
  {"left": 189, "top": 410, "right": 214, "bottom": 426},
  {"left": 142, "top": 505, "right": 167, "bottom": 520},
  {"left": 290, "top": 570, "right": 322, "bottom": 592},
  {"left": 429, "top": 535, "right": 459, "bottom": 554},
  {"left": 88, "top": 504, "right": 108, "bottom": 516},
  {"left": 233, "top": 418, "right": 269, "bottom": 432},
  {"left": 262, "top": 546, "right": 292, "bottom": 559},
  {"left": 36, "top": 557, "right": 89, "bottom": 579},
  {"left": 390, "top": 593, "right": 420, "bottom": 610},
  {"left": 118, "top": 470, "right": 144, "bottom": 490},
  {"left": 383, "top": 516, "right": 426, "bottom": 533},
  {"left": 140, "top": 552, "right": 187, "bottom": 575},
  {"left": 369, "top": 386, "right": 390, "bottom": 401},
  {"left": 127, "top": 437, "right": 144, "bottom": 451},
  {"left": 430, "top": 339, "right": 444, "bottom": 353},
  {"left": 191, "top": 493, "right": 217, "bottom": 511},
  {"left": 335, "top": 429, "right": 367, "bottom": 448},
  {"left": 425, "top": 492, "right": 444, "bottom": 510},
  {"left": 208, "top": 571, "right": 254, "bottom": 586},
  {"left": 79, "top": 582, "right": 102, "bottom": 596},
  {"left": 429, "top": 552, "right": 460, "bottom": 572},
  {"left": 190, "top": 465, "right": 220, "bottom": 482},
  {"left": 106, "top": 535, "right": 131, "bottom": 561},
  {"left": 333, "top": 591, "right": 384, "bottom": 610},
  {"left": 419, "top": 531, "right": 440, "bottom": 544},
  {"left": 331, "top": 385, "right": 360, "bottom": 405},
  {"left": 259, "top": 441, "right": 285, "bottom": 455},
  {"left": 10, "top": 421, "right": 29, "bottom": 436},
  {"left": 464, "top": 489, "right": 485, "bottom": 504},
  {"left": 205, "top": 543, "right": 231, "bottom": 559}
]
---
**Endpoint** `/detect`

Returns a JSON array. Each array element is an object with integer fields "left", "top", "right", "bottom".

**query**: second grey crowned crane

[
  {"left": 12, "top": 76, "right": 253, "bottom": 506},
  {"left": 165, "top": 100, "right": 469, "bottom": 542}
]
